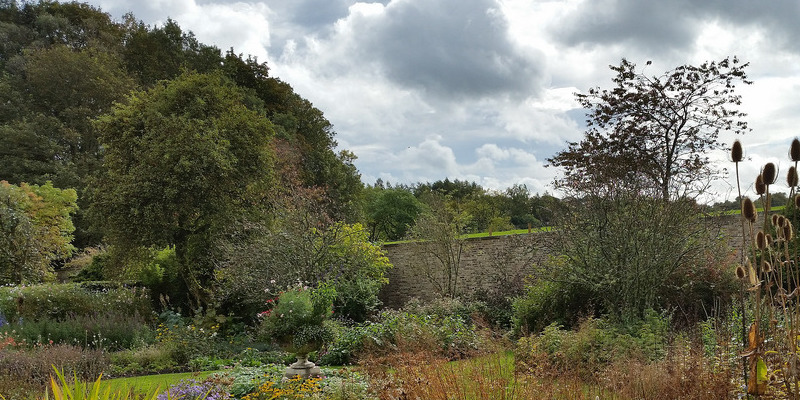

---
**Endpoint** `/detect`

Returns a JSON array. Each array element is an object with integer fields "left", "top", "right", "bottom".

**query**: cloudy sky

[{"left": 78, "top": 0, "right": 800, "bottom": 201}]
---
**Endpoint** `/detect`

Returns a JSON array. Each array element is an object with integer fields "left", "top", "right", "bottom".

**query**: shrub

[
  {"left": 155, "top": 319, "right": 223, "bottom": 366},
  {"left": 0, "top": 283, "right": 151, "bottom": 323},
  {"left": 158, "top": 378, "right": 231, "bottom": 400},
  {"left": 243, "top": 375, "right": 322, "bottom": 400},
  {"left": 511, "top": 274, "right": 590, "bottom": 336},
  {"left": 0, "top": 344, "right": 109, "bottom": 396},
  {"left": 319, "top": 309, "right": 484, "bottom": 365},
  {"left": 2, "top": 311, "right": 153, "bottom": 351},
  {"left": 515, "top": 312, "right": 670, "bottom": 381},
  {"left": 109, "top": 345, "right": 178, "bottom": 376},
  {"left": 332, "top": 277, "right": 383, "bottom": 323},
  {"left": 257, "top": 284, "right": 336, "bottom": 355}
]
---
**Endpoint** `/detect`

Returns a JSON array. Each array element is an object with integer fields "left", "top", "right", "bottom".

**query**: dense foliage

[{"left": 0, "top": 181, "right": 77, "bottom": 284}]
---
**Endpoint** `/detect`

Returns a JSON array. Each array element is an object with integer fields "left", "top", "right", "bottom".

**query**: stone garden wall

[{"left": 378, "top": 214, "right": 749, "bottom": 308}]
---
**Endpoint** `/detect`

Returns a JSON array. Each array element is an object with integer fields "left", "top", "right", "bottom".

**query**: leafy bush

[
  {"left": 257, "top": 284, "right": 335, "bottom": 354},
  {"left": 1, "top": 311, "right": 153, "bottom": 351},
  {"left": 332, "top": 277, "right": 383, "bottom": 323},
  {"left": 515, "top": 311, "right": 670, "bottom": 381},
  {"left": 511, "top": 274, "right": 592, "bottom": 336},
  {"left": 0, "top": 283, "right": 151, "bottom": 323},
  {"left": 155, "top": 320, "right": 224, "bottom": 366},
  {"left": 319, "top": 309, "right": 484, "bottom": 365},
  {"left": 109, "top": 345, "right": 178, "bottom": 376}
]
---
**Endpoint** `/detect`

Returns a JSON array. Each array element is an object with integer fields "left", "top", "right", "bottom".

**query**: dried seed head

[
  {"left": 796, "top": 194, "right": 800, "bottom": 208},
  {"left": 792, "top": 138, "right": 800, "bottom": 162},
  {"left": 772, "top": 214, "right": 780, "bottom": 227},
  {"left": 789, "top": 166, "right": 799, "bottom": 187},
  {"left": 742, "top": 197, "right": 757, "bottom": 223},
  {"left": 731, "top": 140, "right": 744, "bottom": 162},
  {"left": 736, "top": 265, "right": 746, "bottom": 280},
  {"left": 763, "top": 260, "right": 772, "bottom": 273},
  {"left": 747, "top": 260, "right": 758, "bottom": 286},
  {"left": 778, "top": 215, "right": 787, "bottom": 228},
  {"left": 756, "top": 174, "right": 766, "bottom": 195},
  {"left": 786, "top": 221, "right": 795, "bottom": 241},
  {"left": 763, "top": 163, "right": 777, "bottom": 185},
  {"left": 766, "top": 233, "right": 773, "bottom": 245},
  {"left": 756, "top": 230, "right": 767, "bottom": 250}
]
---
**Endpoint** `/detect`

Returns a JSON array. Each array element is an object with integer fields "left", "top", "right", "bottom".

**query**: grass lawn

[{"left": 99, "top": 370, "right": 220, "bottom": 395}]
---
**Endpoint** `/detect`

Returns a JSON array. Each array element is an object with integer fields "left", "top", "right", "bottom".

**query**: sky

[{"left": 75, "top": 0, "right": 800, "bottom": 201}]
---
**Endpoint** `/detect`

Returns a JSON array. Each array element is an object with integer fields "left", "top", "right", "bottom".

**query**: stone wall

[{"left": 378, "top": 214, "right": 750, "bottom": 308}]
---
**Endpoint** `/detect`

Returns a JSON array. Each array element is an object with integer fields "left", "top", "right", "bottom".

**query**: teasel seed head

[
  {"left": 742, "top": 197, "right": 757, "bottom": 223},
  {"left": 785, "top": 221, "right": 794, "bottom": 241},
  {"left": 789, "top": 166, "right": 799, "bottom": 187},
  {"left": 763, "top": 260, "right": 772, "bottom": 273},
  {"left": 736, "top": 265, "right": 746, "bottom": 280},
  {"left": 747, "top": 260, "right": 758, "bottom": 286},
  {"left": 731, "top": 140, "right": 744, "bottom": 162},
  {"left": 756, "top": 174, "right": 766, "bottom": 195},
  {"left": 792, "top": 138, "right": 800, "bottom": 162},
  {"left": 763, "top": 163, "right": 777, "bottom": 185},
  {"left": 756, "top": 230, "right": 767, "bottom": 250},
  {"left": 795, "top": 194, "right": 800, "bottom": 208},
  {"left": 772, "top": 214, "right": 780, "bottom": 227},
  {"left": 778, "top": 215, "right": 787, "bottom": 228},
  {"left": 766, "top": 233, "right": 773, "bottom": 245}
]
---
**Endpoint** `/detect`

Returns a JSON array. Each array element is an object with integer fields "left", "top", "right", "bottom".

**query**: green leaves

[
  {"left": 0, "top": 181, "right": 77, "bottom": 284},
  {"left": 92, "top": 71, "right": 275, "bottom": 304}
]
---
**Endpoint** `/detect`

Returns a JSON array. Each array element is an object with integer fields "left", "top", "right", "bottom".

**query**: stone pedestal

[{"left": 284, "top": 355, "right": 321, "bottom": 380}]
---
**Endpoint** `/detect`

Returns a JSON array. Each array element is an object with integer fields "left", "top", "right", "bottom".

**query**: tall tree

[
  {"left": 91, "top": 71, "right": 275, "bottom": 305},
  {"left": 549, "top": 57, "right": 750, "bottom": 200},
  {"left": 364, "top": 186, "right": 423, "bottom": 241},
  {"left": 0, "top": 180, "right": 77, "bottom": 284}
]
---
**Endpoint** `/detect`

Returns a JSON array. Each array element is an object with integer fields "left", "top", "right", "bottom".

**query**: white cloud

[{"left": 68, "top": 0, "right": 800, "bottom": 200}]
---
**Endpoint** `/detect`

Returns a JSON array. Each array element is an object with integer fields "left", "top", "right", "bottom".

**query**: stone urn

[
  {"left": 284, "top": 353, "right": 322, "bottom": 379},
  {"left": 281, "top": 340, "right": 322, "bottom": 380}
]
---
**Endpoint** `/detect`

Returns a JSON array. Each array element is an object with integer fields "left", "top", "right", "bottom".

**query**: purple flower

[{"left": 156, "top": 379, "right": 230, "bottom": 400}]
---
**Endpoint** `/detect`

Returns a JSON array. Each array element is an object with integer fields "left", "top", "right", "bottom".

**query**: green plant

[
  {"left": 515, "top": 313, "right": 670, "bottom": 381},
  {"left": 242, "top": 375, "right": 323, "bottom": 400},
  {"left": 2, "top": 311, "right": 153, "bottom": 351},
  {"left": 109, "top": 345, "right": 178, "bottom": 376},
  {"left": 257, "top": 284, "right": 336, "bottom": 355},
  {"left": 512, "top": 269, "right": 591, "bottom": 336},
  {"left": 0, "top": 283, "right": 152, "bottom": 324},
  {"left": 0, "top": 344, "right": 109, "bottom": 397},
  {"left": 46, "top": 367, "right": 160, "bottom": 400}
]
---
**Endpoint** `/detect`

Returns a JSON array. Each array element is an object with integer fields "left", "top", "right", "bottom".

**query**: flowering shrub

[
  {"left": 0, "top": 283, "right": 151, "bottom": 323},
  {"left": 156, "top": 320, "right": 222, "bottom": 365},
  {"left": 242, "top": 375, "right": 323, "bottom": 400},
  {"left": 157, "top": 378, "right": 230, "bottom": 400},
  {"left": 257, "top": 284, "right": 335, "bottom": 354}
]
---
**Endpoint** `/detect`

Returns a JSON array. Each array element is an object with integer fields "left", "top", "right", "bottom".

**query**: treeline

[{"left": 363, "top": 179, "right": 562, "bottom": 242}]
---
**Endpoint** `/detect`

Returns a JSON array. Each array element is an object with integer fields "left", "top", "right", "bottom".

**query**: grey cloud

[
  {"left": 555, "top": 0, "right": 800, "bottom": 53},
  {"left": 359, "top": 0, "right": 543, "bottom": 99},
  {"left": 554, "top": 0, "right": 699, "bottom": 53}
]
